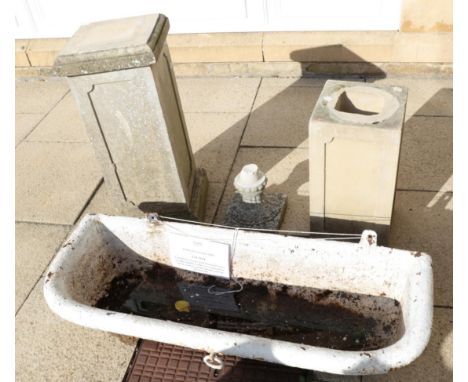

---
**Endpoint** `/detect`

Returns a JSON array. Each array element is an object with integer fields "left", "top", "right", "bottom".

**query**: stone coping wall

[{"left": 15, "top": 31, "right": 453, "bottom": 78}]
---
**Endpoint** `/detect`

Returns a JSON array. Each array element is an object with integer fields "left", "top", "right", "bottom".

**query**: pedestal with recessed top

[{"left": 309, "top": 80, "right": 407, "bottom": 243}]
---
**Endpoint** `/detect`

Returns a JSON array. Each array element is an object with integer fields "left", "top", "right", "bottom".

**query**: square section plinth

[
  {"left": 56, "top": 15, "right": 208, "bottom": 220},
  {"left": 309, "top": 80, "right": 408, "bottom": 243}
]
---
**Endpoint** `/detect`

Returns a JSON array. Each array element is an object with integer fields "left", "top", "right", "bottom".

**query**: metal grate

[{"left": 124, "top": 340, "right": 306, "bottom": 382}]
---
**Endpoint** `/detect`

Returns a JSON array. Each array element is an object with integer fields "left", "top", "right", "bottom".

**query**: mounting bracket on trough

[{"left": 359, "top": 230, "right": 377, "bottom": 247}]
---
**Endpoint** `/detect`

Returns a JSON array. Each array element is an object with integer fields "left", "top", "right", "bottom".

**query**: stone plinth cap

[{"left": 54, "top": 14, "right": 169, "bottom": 77}]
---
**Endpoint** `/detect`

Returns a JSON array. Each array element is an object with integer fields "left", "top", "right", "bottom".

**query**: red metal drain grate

[{"left": 124, "top": 340, "right": 307, "bottom": 382}]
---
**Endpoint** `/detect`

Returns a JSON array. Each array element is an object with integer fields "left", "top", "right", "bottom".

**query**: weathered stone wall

[
  {"left": 16, "top": 2, "right": 453, "bottom": 76},
  {"left": 400, "top": 0, "right": 452, "bottom": 32}
]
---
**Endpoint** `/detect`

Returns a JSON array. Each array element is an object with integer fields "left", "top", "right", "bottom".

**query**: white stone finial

[{"left": 234, "top": 164, "right": 267, "bottom": 204}]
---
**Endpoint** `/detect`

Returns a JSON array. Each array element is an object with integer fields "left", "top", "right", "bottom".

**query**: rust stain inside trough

[{"left": 94, "top": 261, "right": 404, "bottom": 351}]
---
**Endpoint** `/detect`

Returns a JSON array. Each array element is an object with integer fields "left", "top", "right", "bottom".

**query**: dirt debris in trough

[{"left": 95, "top": 262, "right": 404, "bottom": 351}]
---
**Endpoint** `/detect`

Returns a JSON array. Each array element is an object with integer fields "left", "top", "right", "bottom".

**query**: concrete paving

[
  {"left": 26, "top": 92, "right": 89, "bottom": 143},
  {"left": 15, "top": 141, "right": 101, "bottom": 225},
  {"left": 369, "top": 77, "right": 453, "bottom": 120},
  {"left": 15, "top": 78, "right": 69, "bottom": 114},
  {"left": 397, "top": 116, "right": 452, "bottom": 192},
  {"left": 363, "top": 308, "right": 453, "bottom": 382},
  {"left": 15, "top": 113, "right": 43, "bottom": 146},
  {"left": 185, "top": 112, "right": 250, "bottom": 183},
  {"left": 391, "top": 190, "right": 453, "bottom": 307},
  {"left": 15, "top": 222, "right": 69, "bottom": 312},
  {"left": 15, "top": 74, "right": 452, "bottom": 381},
  {"left": 241, "top": 83, "right": 322, "bottom": 148},
  {"left": 215, "top": 147, "right": 310, "bottom": 231},
  {"left": 177, "top": 77, "right": 261, "bottom": 112},
  {"left": 16, "top": 277, "right": 136, "bottom": 382}
]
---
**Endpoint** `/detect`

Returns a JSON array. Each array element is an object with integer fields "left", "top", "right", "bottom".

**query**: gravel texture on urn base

[{"left": 224, "top": 193, "right": 287, "bottom": 229}]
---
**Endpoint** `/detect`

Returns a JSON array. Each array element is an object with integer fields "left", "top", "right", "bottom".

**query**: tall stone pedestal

[
  {"left": 309, "top": 80, "right": 407, "bottom": 243},
  {"left": 54, "top": 14, "right": 208, "bottom": 220}
]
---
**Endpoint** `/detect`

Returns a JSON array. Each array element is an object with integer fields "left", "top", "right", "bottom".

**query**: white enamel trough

[{"left": 43, "top": 214, "right": 433, "bottom": 375}]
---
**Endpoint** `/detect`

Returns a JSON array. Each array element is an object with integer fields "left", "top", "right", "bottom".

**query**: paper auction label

[{"left": 168, "top": 233, "right": 230, "bottom": 279}]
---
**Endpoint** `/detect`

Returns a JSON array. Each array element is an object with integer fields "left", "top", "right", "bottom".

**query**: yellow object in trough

[{"left": 175, "top": 300, "right": 191, "bottom": 313}]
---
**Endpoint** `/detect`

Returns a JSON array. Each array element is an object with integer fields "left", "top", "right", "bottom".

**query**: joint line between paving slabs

[
  {"left": 15, "top": 220, "right": 72, "bottom": 228},
  {"left": 240, "top": 144, "right": 309, "bottom": 149},
  {"left": 22, "top": 140, "right": 90, "bottom": 144},
  {"left": 16, "top": 89, "right": 71, "bottom": 148},
  {"left": 73, "top": 177, "right": 105, "bottom": 224},
  {"left": 15, "top": 226, "right": 72, "bottom": 316},
  {"left": 411, "top": 114, "right": 453, "bottom": 118},
  {"left": 434, "top": 305, "right": 453, "bottom": 310},
  {"left": 213, "top": 78, "right": 263, "bottom": 223},
  {"left": 15, "top": 219, "right": 73, "bottom": 227},
  {"left": 261, "top": 32, "right": 265, "bottom": 62},
  {"left": 16, "top": 275, "right": 42, "bottom": 316},
  {"left": 396, "top": 188, "right": 453, "bottom": 194},
  {"left": 122, "top": 339, "right": 143, "bottom": 380},
  {"left": 24, "top": 41, "right": 33, "bottom": 67}
]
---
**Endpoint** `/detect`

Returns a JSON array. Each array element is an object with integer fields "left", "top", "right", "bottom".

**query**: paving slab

[
  {"left": 185, "top": 112, "right": 248, "bottom": 183},
  {"left": 26, "top": 92, "right": 89, "bottom": 142},
  {"left": 83, "top": 179, "right": 224, "bottom": 226},
  {"left": 397, "top": 116, "right": 452, "bottom": 192},
  {"left": 215, "top": 147, "right": 309, "bottom": 231},
  {"left": 15, "top": 78, "right": 69, "bottom": 114},
  {"left": 259, "top": 77, "right": 365, "bottom": 91},
  {"left": 390, "top": 190, "right": 452, "bottom": 307},
  {"left": 15, "top": 113, "right": 43, "bottom": 146},
  {"left": 177, "top": 77, "right": 261, "bottom": 113},
  {"left": 363, "top": 307, "right": 452, "bottom": 382},
  {"left": 259, "top": 77, "right": 328, "bottom": 89},
  {"left": 16, "top": 141, "right": 102, "bottom": 225},
  {"left": 368, "top": 77, "right": 452, "bottom": 119},
  {"left": 241, "top": 83, "right": 322, "bottom": 148},
  {"left": 82, "top": 180, "right": 133, "bottom": 218},
  {"left": 15, "top": 222, "right": 70, "bottom": 312},
  {"left": 204, "top": 182, "right": 225, "bottom": 224},
  {"left": 15, "top": 277, "right": 136, "bottom": 382}
]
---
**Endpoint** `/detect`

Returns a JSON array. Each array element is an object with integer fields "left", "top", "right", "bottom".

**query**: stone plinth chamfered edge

[{"left": 53, "top": 14, "right": 169, "bottom": 77}]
